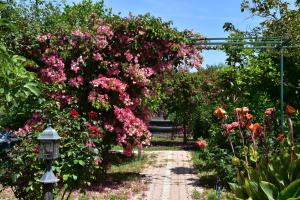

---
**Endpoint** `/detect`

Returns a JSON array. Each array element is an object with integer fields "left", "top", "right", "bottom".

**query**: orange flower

[
  {"left": 276, "top": 132, "right": 285, "bottom": 142},
  {"left": 246, "top": 113, "right": 253, "bottom": 121},
  {"left": 248, "top": 123, "right": 263, "bottom": 139},
  {"left": 265, "top": 108, "right": 276, "bottom": 116},
  {"left": 235, "top": 108, "right": 242, "bottom": 113},
  {"left": 214, "top": 107, "right": 226, "bottom": 119},
  {"left": 285, "top": 105, "right": 296, "bottom": 115},
  {"left": 242, "top": 107, "right": 249, "bottom": 114}
]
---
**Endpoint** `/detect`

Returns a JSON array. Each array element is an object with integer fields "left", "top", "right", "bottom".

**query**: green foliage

[
  {"left": 225, "top": 0, "right": 300, "bottom": 108},
  {"left": 0, "top": 105, "right": 107, "bottom": 199},
  {"left": 230, "top": 148, "right": 300, "bottom": 200},
  {"left": 0, "top": 3, "right": 43, "bottom": 129}
]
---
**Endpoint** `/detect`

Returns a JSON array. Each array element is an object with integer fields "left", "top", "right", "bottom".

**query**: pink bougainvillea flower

[
  {"left": 70, "top": 109, "right": 79, "bottom": 118},
  {"left": 124, "top": 50, "right": 134, "bottom": 62},
  {"left": 195, "top": 139, "right": 208, "bottom": 149},
  {"left": 90, "top": 76, "right": 127, "bottom": 93},
  {"left": 104, "top": 123, "right": 114, "bottom": 132},
  {"left": 69, "top": 75, "right": 84, "bottom": 87},
  {"left": 93, "top": 52, "right": 103, "bottom": 61},
  {"left": 214, "top": 107, "right": 226, "bottom": 119}
]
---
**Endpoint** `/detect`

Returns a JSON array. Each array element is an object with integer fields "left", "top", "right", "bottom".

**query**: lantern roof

[
  {"left": 38, "top": 126, "right": 61, "bottom": 141},
  {"left": 39, "top": 169, "right": 59, "bottom": 183}
]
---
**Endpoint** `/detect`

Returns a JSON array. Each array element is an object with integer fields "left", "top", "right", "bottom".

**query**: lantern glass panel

[
  {"left": 39, "top": 140, "right": 54, "bottom": 160},
  {"left": 53, "top": 140, "right": 60, "bottom": 159}
]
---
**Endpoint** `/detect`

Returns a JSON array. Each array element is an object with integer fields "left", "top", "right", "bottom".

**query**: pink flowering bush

[
  {"left": 1, "top": 1, "right": 202, "bottom": 199},
  {"left": 24, "top": 14, "right": 201, "bottom": 152}
]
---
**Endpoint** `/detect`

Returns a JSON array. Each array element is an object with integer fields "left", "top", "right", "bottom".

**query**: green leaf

[
  {"left": 0, "top": 3, "right": 8, "bottom": 12},
  {"left": 229, "top": 182, "right": 248, "bottom": 199},
  {"left": 72, "top": 175, "right": 78, "bottom": 180},
  {"left": 63, "top": 174, "right": 70, "bottom": 181},
  {"left": 5, "top": 93, "right": 12, "bottom": 102},
  {"left": 278, "top": 179, "right": 300, "bottom": 200},
  {"left": 249, "top": 145, "right": 259, "bottom": 162},
  {"left": 260, "top": 181, "right": 279, "bottom": 200},
  {"left": 78, "top": 160, "right": 85, "bottom": 166},
  {"left": 24, "top": 83, "right": 40, "bottom": 96}
]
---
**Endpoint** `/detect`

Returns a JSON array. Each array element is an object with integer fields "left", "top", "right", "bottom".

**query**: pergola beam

[{"left": 192, "top": 37, "right": 297, "bottom": 131}]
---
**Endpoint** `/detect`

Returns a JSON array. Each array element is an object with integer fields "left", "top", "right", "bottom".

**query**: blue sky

[
  {"left": 72, "top": 0, "right": 263, "bottom": 66},
  {"left": 102, "top": 0, "right": 263, "bottom": 67}
]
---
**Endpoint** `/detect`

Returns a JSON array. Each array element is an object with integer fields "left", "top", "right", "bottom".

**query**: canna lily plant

[{"left": 214, "top": 105, "right": 300, "bottom": 200}]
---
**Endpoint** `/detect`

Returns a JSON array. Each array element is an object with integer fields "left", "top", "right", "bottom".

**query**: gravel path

[{"left": 134, "top": 150, "right": 203, "bottom": 200}]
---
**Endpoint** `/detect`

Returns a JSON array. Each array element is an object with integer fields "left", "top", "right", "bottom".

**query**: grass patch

[{"left": 192, "top": 188, "right": 202, "bottom": 200}]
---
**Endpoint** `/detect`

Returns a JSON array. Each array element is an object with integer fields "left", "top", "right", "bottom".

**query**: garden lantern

[
  {"left": 38, "top": 124, "right": 61, "bottom": 200},
  {"left": 38, "top": 126, "right": 61, "bottom": 160}
]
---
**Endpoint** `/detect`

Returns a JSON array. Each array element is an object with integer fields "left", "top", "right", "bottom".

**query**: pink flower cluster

[
  {"left": 118, "top": 92, "right": 133, "bottom": 106},
  {"left": 40, "top": 54, "right": 66, "bottom": 83},
  {"left": 114, "top": 106, "right": 151, "bottom": 145},
  {"left": 90, "top": 76, "right": 127, "bottom": 93},
  {"left": 48, "top": 90, "right": 74, "bottom": 105},
  {"left": 69, "top": 75, "right": 84, "bottom": 87},
  {"left": 125, "top": 64, "right": 153, "bottom": 86},
  {"left": 15, "top": 113, "right": 42, "bottom": 136},
  {"left": 196, "top": 139, "right": 208, "bottom": 149},
  {"left": 32, "top": 17, "right": 202, "bottom": 153},
  {"left": 97, "top": 25, "right": 113, "bottom": 38},
  {"left": 70, "top": 56, "right": 85, "bottom": 73},
  {"left": 222, "top": 122, "right": 239, "bottom": 136}
]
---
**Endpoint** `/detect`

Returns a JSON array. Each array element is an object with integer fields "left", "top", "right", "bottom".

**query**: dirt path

[{"left": 134, "top": 150, "right": 203, "bottom": 200}]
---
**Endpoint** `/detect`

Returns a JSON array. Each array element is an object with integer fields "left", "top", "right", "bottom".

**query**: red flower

[
  {"left": 196, "top": 139, "right": 208, "bottom": 149},
  {"left": 88, "top": 111, "right": 98, "bottom": 119},
  {"left": 33, "top": 144, "right": 39, "bottom": 154},
  {"left": 70, "top": 109, "right": 79, "bottom": 118}
]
